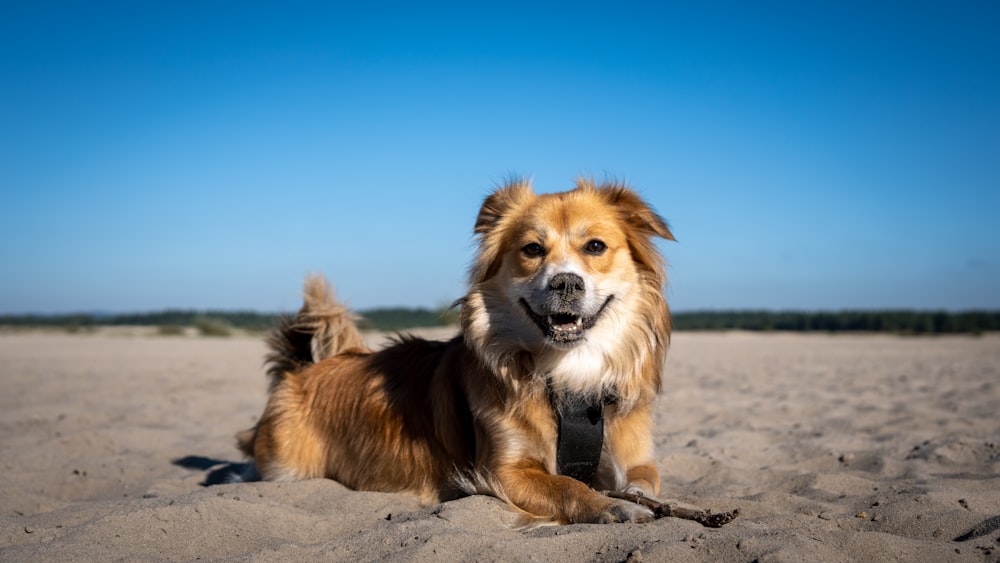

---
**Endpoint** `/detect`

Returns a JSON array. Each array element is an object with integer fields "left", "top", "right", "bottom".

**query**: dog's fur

[{"left": 236, "top": 178, "right": 674, "bottom": 524}]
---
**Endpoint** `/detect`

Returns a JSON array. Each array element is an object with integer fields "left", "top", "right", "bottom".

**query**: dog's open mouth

[{"left": 519, "top": 297, "right": 614, "bottom": 344}]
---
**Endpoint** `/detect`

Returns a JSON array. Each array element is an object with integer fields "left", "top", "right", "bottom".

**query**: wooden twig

[{"left": 603, "top": 490, "right": 739, "bottom": 528}]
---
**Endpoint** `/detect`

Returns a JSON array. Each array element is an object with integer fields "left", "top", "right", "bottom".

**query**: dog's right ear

[
  {"left": 470, "top": 178, "right": 535, "bottom": 284},
  {"left": 474, "top": 178, "right": 534, "bottom": 236}
]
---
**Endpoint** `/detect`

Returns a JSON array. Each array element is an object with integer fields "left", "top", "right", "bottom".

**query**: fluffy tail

[{"left": 264, "top": 274, "right": 367, "bottom": 391}]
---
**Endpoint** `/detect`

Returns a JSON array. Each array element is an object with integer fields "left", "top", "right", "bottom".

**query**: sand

[{"left": 1, "top": 328, "right": 998, "bottom": 562}]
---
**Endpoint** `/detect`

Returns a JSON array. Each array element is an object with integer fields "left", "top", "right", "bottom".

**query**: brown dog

[{"left": 236, "top": 178, "right": 674, "bottom": 524}]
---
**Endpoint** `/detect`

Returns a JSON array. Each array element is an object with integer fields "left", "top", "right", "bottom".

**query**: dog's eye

[
  {"left": 584, "top": 240, "right": 607, "bottom": 255},
  {"left": 521, "top": 242, "right": 545, "bottom": 257}
]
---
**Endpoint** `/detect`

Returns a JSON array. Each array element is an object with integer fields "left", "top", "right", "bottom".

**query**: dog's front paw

[
  {"left": 595, "top": 500, "right": 655, "bottom": 524},
  {"left": 623, "top": 484, "right": 654, "bottom": 498}
]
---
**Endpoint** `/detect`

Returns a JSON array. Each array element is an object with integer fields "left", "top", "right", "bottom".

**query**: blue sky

[{"left": 2, "top": 1, "right": 998, "bottom": 314}]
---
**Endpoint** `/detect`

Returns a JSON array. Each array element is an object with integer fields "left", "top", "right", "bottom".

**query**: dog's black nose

[{"left": 549, "top": 273, "right": 585, "bottom": 296}]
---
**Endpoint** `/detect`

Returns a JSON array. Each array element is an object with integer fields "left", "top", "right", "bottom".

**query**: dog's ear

[
  {"left": 474, "top": 178, "right": 534, "bottom": 235},
  {"left": 595, "top": 182, "right": 675, "bottom": 242},
  {"left": 585, "top": 180, "right": 674, "bottom": 281},
  {"left": 470, "top": 178, "right": 535, "bottom": 284}
]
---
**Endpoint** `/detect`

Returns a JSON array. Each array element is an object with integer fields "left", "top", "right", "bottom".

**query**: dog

[{"left": 236, "top": 178, "right": 675, "bottom": 524}]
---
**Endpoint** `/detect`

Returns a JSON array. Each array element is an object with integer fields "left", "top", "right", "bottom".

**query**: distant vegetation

[
  {"left": 671, "top": 310, "right": 1000, "bottom": 335},
  {"left": 354, "top": 306, "right": 459, "bottom": 331},
  {"left": 0, "top": 309, "right": 997, "bottom": 335},
  {"left": 191, "top": 316, "right": 235, "bottom": 337},
  {"left": 0, "top": 306, "right": 458, "bottom": 334},
  {"left": 0, "top": 311, "right": 276, "bottom": 334}
]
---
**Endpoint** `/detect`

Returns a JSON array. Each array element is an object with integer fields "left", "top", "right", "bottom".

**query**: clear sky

[{"left": 2, "top": 1, "right": 998, "bottom": 314}]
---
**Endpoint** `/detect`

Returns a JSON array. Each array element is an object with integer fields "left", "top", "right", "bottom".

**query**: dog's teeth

[{"left": 547, "top": 315, "right": 584, "bottom": 334}]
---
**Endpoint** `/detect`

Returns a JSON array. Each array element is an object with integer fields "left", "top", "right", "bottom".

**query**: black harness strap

[{"left": 553, "top": 393, "right": 605, "bottom": 487}]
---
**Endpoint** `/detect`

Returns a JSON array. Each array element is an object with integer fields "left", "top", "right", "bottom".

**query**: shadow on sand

[{"left": 172, "top": 455, "right": 253, "bottom": 486}]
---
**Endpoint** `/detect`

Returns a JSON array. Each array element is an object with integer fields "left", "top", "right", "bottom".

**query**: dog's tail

[{"left": 264, "top": 274, "right": 367, "bottom": 391}]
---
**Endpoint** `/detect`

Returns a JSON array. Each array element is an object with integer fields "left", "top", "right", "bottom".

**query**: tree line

[
  {"left": 671, "top": 310, "right": 999, "bottom": 335},
  {"left": 0, "top": 307, "right": 457, "bottom": 333},
  {"left": 1, "top": 309, "right": 997, "bottom": 335}
]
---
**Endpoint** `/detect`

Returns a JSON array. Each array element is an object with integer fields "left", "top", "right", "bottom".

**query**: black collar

[{"left": 551, "top": 391, "right": 606, "bottom": 487}]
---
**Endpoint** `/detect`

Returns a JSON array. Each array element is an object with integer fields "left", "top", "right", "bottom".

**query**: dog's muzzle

[{"left": 519, "top": 273, "right": 613, "bottom": 344}]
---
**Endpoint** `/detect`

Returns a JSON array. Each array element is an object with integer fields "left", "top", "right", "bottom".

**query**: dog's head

[{"left": 464, "top": 178, "right": 674, "bottom": 352}]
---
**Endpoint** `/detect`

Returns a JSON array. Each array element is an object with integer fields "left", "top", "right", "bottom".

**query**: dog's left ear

[
  {"left": 598, "top": 183, "right": 675, "bottom": 242},
  {"left": 589, "top": 181, "right": 674, "bottom": 281}
]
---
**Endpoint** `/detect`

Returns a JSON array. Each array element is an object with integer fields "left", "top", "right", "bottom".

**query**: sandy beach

[{"left": 1, "top": 329, "right": 998, "bottom": 561}]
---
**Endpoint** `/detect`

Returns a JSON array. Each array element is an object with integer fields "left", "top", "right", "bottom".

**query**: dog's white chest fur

[{"left": 537, "top": 342, "right": 611, "bottom": 397}]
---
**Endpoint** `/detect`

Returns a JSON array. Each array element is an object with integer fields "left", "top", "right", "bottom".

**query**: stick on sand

[{"left": 603, "top": 490, "right": 740, "bottom": 528}]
